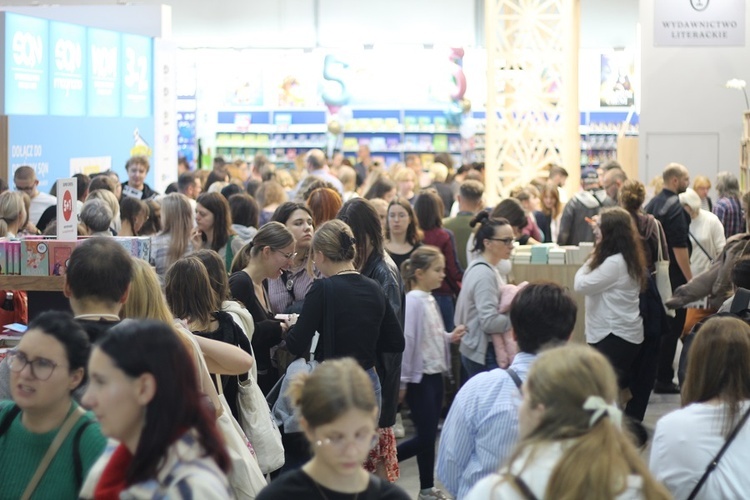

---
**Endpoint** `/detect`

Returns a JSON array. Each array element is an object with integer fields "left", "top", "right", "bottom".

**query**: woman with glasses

[
  {"left": 455, "top": 212, "right": 515, "bottom": 379},
  {"left": 0, "top": 311, "right": 106, "bottom": 499},
  {"left": 574, "top": 207, "right": 646, "bottom": 390},
  {"left": 229, "top": 222, "right": 297, "bottom": 394},
  {"left": 257, "top": 358, "right": 409, "bottom": 500},
  {"left": 385, "top": 197, "right": 423, "bottom": 272},
  {"left": 192, "top": 192, "right": 244, "bottom": 272},
  {"left": 268, "top": 202, "right": 316, "bottom": 315}
]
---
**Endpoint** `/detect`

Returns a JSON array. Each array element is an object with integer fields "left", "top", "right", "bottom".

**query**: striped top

[{"left": 437, "top": 352, "right": 536, "bottom": 499}]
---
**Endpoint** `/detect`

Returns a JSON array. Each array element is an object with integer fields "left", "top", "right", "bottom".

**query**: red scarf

[{"left": 94, "top": 444, "right": 133, "bottom": 500}]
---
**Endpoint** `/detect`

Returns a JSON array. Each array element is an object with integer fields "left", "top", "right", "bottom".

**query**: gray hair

[
  {"left": 715, "top": 172, "right": 741, "bottom": 198},
  {"left": 81, "top": 198, "right": 114, "bottom": 233}
]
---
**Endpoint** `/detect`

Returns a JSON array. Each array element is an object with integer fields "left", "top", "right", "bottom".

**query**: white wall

[{"left": 638, "top": 0, "right": 748, "bottom": 185}]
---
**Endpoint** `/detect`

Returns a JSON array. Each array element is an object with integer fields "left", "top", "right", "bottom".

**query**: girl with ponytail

[
  {"left": 466, "top": 344, "right": 670, "bottom": 500},
  {"left": 398, "top": 245, "right": 465, "bottom": 498}
]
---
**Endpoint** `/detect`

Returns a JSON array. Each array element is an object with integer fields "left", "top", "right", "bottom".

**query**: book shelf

[{"left": 0, "top": 276, "right": 65, "bottom": 292}]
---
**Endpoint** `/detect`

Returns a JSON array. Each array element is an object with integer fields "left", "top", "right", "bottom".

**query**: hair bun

[
  {"left": 470, "top": 210, "right": 490, "bottom": 228},
  {"left": 338, "top": 231, "right": 356, "bottom": 248}
]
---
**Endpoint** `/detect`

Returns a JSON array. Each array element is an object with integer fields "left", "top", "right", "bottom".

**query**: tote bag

[
  {"left": 214, "top": 374, "right": 268, "bottom": 499},
  {"left": 654, "top": 222, "right": 676, "bottom": 318},
  {"left": 236, "top": 343, "right": 285, "bottom": 474}
]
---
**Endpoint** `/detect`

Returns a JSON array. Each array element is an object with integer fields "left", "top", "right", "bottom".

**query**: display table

[
  {"left": 0, "top": 276, "right": 70, "bottom": 320},
  {"left": 509, "top": 263, "right": 586, "bottom": 344}
]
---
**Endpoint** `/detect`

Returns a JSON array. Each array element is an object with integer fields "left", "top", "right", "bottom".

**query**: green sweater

[{"left": 0, "top": 401, "right": 107, "bottom": 499}]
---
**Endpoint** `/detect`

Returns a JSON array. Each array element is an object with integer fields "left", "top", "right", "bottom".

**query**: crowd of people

[{"left": 0, "top": 148, "right": 748, "bottom": 499}]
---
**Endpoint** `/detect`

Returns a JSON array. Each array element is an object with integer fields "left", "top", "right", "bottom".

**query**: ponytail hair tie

[{"left": 583, "top": 395, "right": 622, "bottom": 429}]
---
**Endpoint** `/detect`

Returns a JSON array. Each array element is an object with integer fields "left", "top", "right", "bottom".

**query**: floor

[{"left": 393, "top": 392, "right": 682, "bottom": 499}]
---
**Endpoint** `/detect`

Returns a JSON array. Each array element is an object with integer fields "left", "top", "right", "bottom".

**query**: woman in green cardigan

[{"left": 0, "top": 311, "right": 107, "bottom": 499}]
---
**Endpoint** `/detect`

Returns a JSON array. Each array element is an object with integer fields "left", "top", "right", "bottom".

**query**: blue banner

[
  {"left": 87, "top": 28, "right": 121, "bottom": 117},
  {"left": 49, "top": 21, "right": 86, "bottom": 116},
  {"left": 4, "top": 13, "right": 49, "bottom": 115},
  {"left": 121, "top": 34, "right": 152, "bottom": 118}
]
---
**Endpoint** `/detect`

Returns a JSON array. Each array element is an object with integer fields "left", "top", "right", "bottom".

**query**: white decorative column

[{"left": 484, "top": 0, "right": 580, "bottom": 204}]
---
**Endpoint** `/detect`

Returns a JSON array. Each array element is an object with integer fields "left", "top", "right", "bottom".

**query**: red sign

[{"left": 62, "top": 190, "right": 73, "bottom": 222}]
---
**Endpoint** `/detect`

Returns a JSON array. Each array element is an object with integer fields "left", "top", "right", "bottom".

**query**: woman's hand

[
  {"left": 191, "top": 228, "right": 204, "bottom": 249},
  {"left": 450, "top": 324, "right": 467, "bottom": 343},
  {"left": 586, "top": 216, "right": 602, "bottom": 243}
]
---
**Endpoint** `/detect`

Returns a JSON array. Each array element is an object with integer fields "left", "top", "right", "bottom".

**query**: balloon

[
  {"left": 461, "top": 98, "right": 472, "bottom": 114},
  {"left": 321, "top": 54, "right": 351, "bottom": 107},
  {"left": 327, "top": 119, "right": 343, "bottom": 135},
  {"left": 449, "top": 47, "right": 467, "bottom": 101}
]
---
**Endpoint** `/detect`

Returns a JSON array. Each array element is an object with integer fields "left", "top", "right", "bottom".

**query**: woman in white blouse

[
  {"left": 574, "top": 207, "right": 646, "bottom": 389},
  {"left": 466, "top": 344, "right": 670, "bottom": 500},
  {"left": 650, "top": 315, "right": 750, "bottom": 500}
]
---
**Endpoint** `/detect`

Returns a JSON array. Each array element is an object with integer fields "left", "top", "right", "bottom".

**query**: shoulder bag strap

[
  {"left": 655, "top": 221, "right": 666, "bottom": 263},
  {"left": 686, "top": 405, "right": 750, "bottom": 500},
  {"left": 506, "top": 368, "right": 523, "bottom": 391},
  {"left": 689, "top": 231, "right": 713, "bottom": 262},
  {"left": 512, "top": 475, "right": 540, "bottom": 500},
  {"left": 21, "top": 405, "right": 86, "bottom": 500}
]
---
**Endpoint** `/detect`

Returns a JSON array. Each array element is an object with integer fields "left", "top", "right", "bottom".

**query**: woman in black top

[
  {"left": 165, "top": 256, "right": 251, "bottom": 421},
  {"left": 285, "top": 219, "right": 404, "bottom": 371},
  {"left": 228, "top": 222, "right": 296, "bottom": 394}
]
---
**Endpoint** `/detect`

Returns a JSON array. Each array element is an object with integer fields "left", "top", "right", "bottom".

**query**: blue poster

[
  {"left": 121, "top": 34, "right": 152, "bottom": 117},
  {"left": 87, "top": 28, "right": 120, "bottom": 117},
  {"left": 49, "top": 21, "right": 86, "bottom": 116},
  {"left": 4, "top": 13, "right": 49, "bottom": 115},
  {"left": 7, "top": 115, "right": 154, "bottom": 190}
]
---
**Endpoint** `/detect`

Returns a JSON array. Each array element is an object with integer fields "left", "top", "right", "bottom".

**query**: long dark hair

[
  {"left": 588, "top": 206, "right": 646, "bottom": 289},
  {"left": 196, "top": 192, "right": 235, "bottom": 252},
  {"left": 96, "top": 320, "right": 230, "bottom": 484},
  {"left": 385, "top": 197, "right": 422, "bottom": 245},
  {"left": 413, "top": 189, "right": 444, "bottom": 230},
  {"left": 271, "top": 201, "right": 313, "bottom": 226},
  {"left": 337, "top": 198, "right": 384, "bottom": 271}
]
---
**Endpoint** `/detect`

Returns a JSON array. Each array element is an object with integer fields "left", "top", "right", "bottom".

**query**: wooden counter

[
  {"left": 509, "top": 263, "right": 586, "bottom": 344},
  {"left": 0, "top": 276, "right": 65, "bottom": 292}
]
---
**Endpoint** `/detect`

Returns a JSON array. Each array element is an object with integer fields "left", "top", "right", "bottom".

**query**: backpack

[{"left": 0, "top": 404, "right": 94, "bottom": 490}]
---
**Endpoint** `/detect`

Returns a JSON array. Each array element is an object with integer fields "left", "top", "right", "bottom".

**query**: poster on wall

[
  {"left": 4, "top": 13, "right": 49, "bottom": 115},
  {"left": 50, "top": 21, "right": 86, "bottom": 116},
  {"left": 121, "top": 33, "right": 152, "bottom": 117},
  {"left": 654, "top": 0, "right": 745, "bottom": 47},
  {"left": 88, "top": 28, "right": 121, "bottom": 117},
  {"left": 599, "top": 53, "right": 635, "bottom": 107}
]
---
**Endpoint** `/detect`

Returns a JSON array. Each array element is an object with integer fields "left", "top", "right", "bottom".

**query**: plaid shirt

[{"left": 713, "top": 195, "right": 746, "bottom": 238}]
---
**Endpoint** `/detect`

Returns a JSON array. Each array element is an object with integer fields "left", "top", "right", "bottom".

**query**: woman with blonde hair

[
  {"left": 650, "top": 315, "right": 750, "bottom": 499},
  {"left": 229, "top": 222, "right": 296, "bottom": 394},
  {"left": 693, "top": 175, "right": 713, "bottom": 212},
  {"left": 257, "top": 180, "right": 289, "bottom": 226},
  {"left": 0, "top": 191, "right": 26, "bottom": 238},
  {"left": 467, "top": 344, "right": 671, "bottom": 500},
  {"left": 394, "top": 168, "right": 417, "bottom": 204},
  {"left": 150, "top": 193, "right": 194, "bottom": 279},
  {"left": 257, "top": 359, "right": 409, "bottom": 499},
  {"left": 534, "top": 182, "right": 562, "bottom": 243}
]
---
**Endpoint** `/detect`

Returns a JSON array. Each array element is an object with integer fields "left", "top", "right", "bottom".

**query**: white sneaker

[
  {"left": 393, "top": 413, "right": 405, "bottom": 439},
  {"left": 417, "top": 488, "right": 452, "bottom": 500}
]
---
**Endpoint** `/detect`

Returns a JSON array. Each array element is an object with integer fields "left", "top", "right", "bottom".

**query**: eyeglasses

[
  {"left": 8, "top": 350, "right": 61, "bottom": 381},
  {"left": 314, "top": 432, "right": 379, "bottom": 451},
  {"left": 275, "top": 249, "right": 298, "bottom": 260},
  {"left": 488, "top": 237, "right": 515, "bottom": 246}
]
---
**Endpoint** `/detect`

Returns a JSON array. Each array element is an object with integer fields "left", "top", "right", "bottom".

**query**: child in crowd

[{"left": 399, "top": 246, "right": 465, "bottom": 500}]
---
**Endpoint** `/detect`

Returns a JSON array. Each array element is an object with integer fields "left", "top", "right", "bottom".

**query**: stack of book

[
  {"left": 548, "top": 248, "right": 567, "bottom": 265},
  {"left": 511, "top": 246, "right": 532, "bottom": 264},
  {"left": 530, "top": 244, "right": 552, "bottom": 265}
]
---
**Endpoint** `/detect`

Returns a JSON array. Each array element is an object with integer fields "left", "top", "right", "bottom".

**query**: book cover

[
  {"left": 48, "top": 241, "right": 78, "bottom": 276},
  {"left": 22, "top": 240, "right": 50, "bottom": 276}
]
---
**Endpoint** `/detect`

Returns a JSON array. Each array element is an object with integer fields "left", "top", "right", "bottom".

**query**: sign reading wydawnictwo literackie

[{"left": 654, "top": 0, "right": 745, "bottom": 47}]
